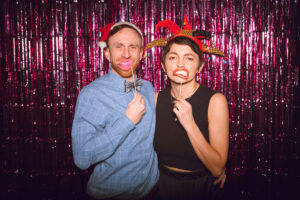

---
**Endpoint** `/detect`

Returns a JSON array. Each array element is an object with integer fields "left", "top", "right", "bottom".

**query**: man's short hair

[{"left": 106, "top": 23, "right": 143, "bottom": 48}]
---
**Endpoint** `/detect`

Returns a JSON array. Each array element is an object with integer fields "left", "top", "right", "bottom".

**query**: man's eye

[
  {"left": 130, "top": 46, "right": 137, "bottom": 50},
  {"left": 168, "top": 56, "right": 176, "bottom": 60},
  {"left": 186, "top": 57, "right": 194, "bottom": 61}
]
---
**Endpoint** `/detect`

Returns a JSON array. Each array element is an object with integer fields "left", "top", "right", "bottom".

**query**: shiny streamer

[{"left": 0, "top": 0, "right": 299, "bottom": 199}]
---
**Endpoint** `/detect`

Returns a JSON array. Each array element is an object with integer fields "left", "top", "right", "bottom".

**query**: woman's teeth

[
  {"left": 175, "top": 70, "right": 188, "bottom": 77},
  {"left": 173, "top": 69, "right": 189, "bottom": 79}
]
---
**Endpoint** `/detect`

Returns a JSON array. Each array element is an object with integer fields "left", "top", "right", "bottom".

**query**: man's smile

[{"left": 118, "top": 60, "right": 133, "bottom": 70}]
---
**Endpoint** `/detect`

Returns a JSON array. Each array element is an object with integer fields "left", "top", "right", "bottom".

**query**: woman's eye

[
  {"left": 186, "top": 57, "right": 194, "bottom": 61},
  {"left": 168, "top": 56, "right": 176, "bottom": 60}
]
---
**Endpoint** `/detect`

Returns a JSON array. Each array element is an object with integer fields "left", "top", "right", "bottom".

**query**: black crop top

[{"left": 153, "top": 85, "right": 217, "bottom": 170}]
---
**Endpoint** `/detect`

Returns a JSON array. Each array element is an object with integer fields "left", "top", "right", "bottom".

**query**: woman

[{"left": 146, "top": 17, "right": 229, "bottom": 200}]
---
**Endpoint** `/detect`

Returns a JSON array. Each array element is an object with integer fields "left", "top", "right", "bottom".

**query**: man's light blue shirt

[{"left": 71, "top": 69, "right": 159, "bottom": 199}]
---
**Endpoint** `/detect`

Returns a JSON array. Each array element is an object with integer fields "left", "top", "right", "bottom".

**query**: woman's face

[{"left": 163, "top": 43, "right": 203, "bottom": 84}]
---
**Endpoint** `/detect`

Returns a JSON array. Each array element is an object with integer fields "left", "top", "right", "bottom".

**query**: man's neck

[
  {"left": 110, "top": 67, "right": 136, "bottom": 82},
  {"left": 126, "top": 76, "right": 136, "bottom": 82}
]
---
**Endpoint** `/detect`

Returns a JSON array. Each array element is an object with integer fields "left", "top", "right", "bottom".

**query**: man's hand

[{"left": 125, "top": 92, "right": 146, "bottom": 124}]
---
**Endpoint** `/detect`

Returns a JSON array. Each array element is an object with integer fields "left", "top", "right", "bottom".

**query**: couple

[{"left": 71, "top": 18, "right": 229, "bottom": 200}]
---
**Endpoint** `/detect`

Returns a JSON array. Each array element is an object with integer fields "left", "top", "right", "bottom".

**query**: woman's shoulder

[
  {"left": 154, "top": 92, "right": 159, "bottom": 105},
  {"left": 198, "top": 84, "right": 218, "bottom": 95},
  {"left": 208, "top": 92, "right": 229, "bottom": 123},
  {"left": 208, "top": 92, "right": 228, "bottom": 116},
  {"left": 198, "top": 85, "right": 227, "bottom": 100}
]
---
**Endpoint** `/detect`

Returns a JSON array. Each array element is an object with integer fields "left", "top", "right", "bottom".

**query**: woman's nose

[{"left": 177, "top": 59, "right": 184, "bottom": 67}]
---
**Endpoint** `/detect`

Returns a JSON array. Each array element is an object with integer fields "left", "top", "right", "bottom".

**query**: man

[{"left": 71, "top": 22, "right": 159, "bottom": 199}]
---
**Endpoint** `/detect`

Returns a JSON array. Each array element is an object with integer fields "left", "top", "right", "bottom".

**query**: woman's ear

[
  {"left": 161, "top": 62, "right": 166, "bottom": 72},
  {"left": 198, "top": 62, "right": 204, "bottom": 73}
]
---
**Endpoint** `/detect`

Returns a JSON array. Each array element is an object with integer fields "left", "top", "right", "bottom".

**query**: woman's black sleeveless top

[{"left": 154, "top": 85, "right": 217, "bottom": 170}]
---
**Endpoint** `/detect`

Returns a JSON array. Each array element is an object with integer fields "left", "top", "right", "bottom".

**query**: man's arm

[{"left": 71, "top": 89, "right": 136, "bottom": 170}]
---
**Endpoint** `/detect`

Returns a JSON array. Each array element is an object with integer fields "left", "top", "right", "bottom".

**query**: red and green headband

[{"left": 145, "top": 16, "right": 225, "bottom": 58}]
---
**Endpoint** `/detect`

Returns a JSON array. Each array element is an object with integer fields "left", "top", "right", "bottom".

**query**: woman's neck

[{"left": 170, "top": 80, "right": 199, "bottom": 99}]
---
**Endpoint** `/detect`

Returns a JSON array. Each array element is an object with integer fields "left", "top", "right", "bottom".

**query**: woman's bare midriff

[{"left": 164, "top": 164, "right": 200, "bottom": 173}]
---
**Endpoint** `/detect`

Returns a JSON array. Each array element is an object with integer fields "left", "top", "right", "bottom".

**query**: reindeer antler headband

[{"left": 145, "top": 16, "right": 225, "bottom": 58}]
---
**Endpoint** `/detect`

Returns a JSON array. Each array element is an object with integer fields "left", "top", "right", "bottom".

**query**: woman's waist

[
  {"left": 159, "top": 162, "right": 210, "bottom": 177},
  {"left": 157, "top": 155, "right": 207, "bottom": 171}
]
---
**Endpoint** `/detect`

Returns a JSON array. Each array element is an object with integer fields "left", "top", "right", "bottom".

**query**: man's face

[{"left": 104, "top": 27, "right": 143, "bottom": 80}]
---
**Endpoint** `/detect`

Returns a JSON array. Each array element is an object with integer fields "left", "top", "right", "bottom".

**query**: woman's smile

[{"left": 173, "top": 68, "right": 189, "bottom": 79}]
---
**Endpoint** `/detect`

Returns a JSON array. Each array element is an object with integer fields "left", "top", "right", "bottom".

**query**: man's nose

[{"left": 122, "top": 47, "right": 130, "bottom": 58}]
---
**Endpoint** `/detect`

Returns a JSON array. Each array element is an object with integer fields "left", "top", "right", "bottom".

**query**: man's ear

[
  {"left": 139, "top": 48, "right": 144, "bottom": 59},
  {"left": 104, "top": 48, "right": 110, "bottom": 61},
  {"left": 198, "top": 62, "right": 204, "bottom": 73}
]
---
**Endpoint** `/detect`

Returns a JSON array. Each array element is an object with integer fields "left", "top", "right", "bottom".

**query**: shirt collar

[{"left": 107, "top": 67, "right": 138, "bottom": 92}]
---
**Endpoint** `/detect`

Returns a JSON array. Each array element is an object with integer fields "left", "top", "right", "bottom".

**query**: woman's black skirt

[{"left": 156, "top": 164, "right": 224, "bottom": 200}]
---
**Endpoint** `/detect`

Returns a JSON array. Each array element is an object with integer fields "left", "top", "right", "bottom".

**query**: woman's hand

[
  {"left": 173, "top": 98, "right": 195, "bottom": 130},
  {"left": 213, "top": 170, "right": 226, "bottom": 188}
]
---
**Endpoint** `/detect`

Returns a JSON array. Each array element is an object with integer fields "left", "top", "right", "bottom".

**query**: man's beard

[{"left": 110, "top": 60, "right": 140, "bottom": 79}]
